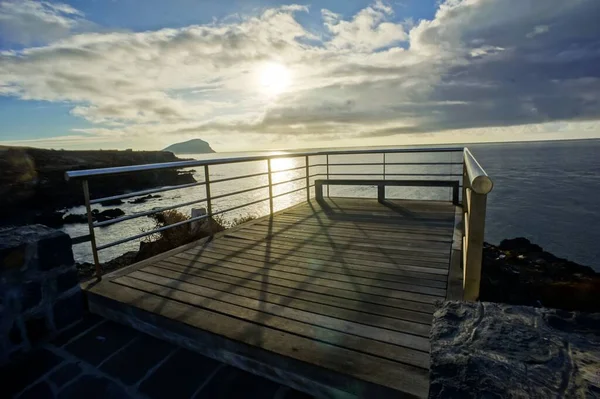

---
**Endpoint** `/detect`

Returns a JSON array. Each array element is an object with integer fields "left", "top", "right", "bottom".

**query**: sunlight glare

[{"left": 258, "top": 62, "right": 291, "bottom": 96}]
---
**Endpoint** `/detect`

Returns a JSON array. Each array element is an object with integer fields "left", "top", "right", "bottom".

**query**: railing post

[
  {"left": 305, "top": 155, "right": 310, "bottom": 202},
  {"left": 204, "top": 165, "right": 212, "bottom": 217},
  {"left": 463, "top": 189, "right": 488, "bottom": 301},
  {"left": 383, "top": 153, "right": 386, "bottom": 180},
  {"left": 82, "top": 179, "right": 102, "bottom": 278},
  {"left": 267, "top": 159, "right": 273, "bottom": 214},
  {"left": 326, "top": 154, "right": 330, "bottom": 197}
]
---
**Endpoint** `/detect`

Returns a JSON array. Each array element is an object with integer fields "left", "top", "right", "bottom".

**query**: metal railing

[
  {"left": 461, "top": 148, "right": 494, "bottom": 300},
  {"left": 65, "top": 146, "right": 478, "bottom": 279}
]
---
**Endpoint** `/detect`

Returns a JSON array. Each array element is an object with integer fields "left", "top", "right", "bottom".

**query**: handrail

[
  {"left": 66, "top": 146, "right": 466, "bottom": 279},
  {"left": 461, "top": 147, "right": 493, "bottom": 301},
  {"left": 464, "top": 148, "right": 493, "bottom": 194},
  {"left": 65, "top": 146, "right": 463, "bottom": 180}
]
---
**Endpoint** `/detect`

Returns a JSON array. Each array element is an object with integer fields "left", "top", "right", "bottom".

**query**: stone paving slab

[{"left": 1, "top": 312, "right": 315, "bottom": 399}]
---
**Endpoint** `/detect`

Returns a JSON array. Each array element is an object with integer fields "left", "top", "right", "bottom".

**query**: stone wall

[{"left": 0, "top": 225, "right": 84, "bottom": 363}]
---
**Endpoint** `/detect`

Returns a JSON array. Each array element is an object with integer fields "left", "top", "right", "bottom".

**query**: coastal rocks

[
  {"left": 62, "top": 208, "right": 125, "bottom": 224},
  {"left": 128, "top": 194, "right": 161, "bottom": 204},
  {"left": 429, "top": 301, "right": 600, "bottom": 399},
  {"left": 481, "top": 237, "right": 600, "bottom": 312},
  {"left": 76, "top": 251, "right": 137, "bottom": 279},
  {"left": 99, "top": 199, "right": 124, "bottom": 206}
]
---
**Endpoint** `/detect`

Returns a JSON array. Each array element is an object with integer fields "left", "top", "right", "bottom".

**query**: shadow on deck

[{"left": 84, "top": 197, "right": 462, "bottom": 398}]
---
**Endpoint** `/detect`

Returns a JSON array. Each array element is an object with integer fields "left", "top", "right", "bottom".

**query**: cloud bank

[{"left": 0, "top": 0, "right": 599, "bottom": 148}]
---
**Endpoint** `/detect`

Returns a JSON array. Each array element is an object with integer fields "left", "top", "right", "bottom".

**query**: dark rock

[
  {"left": 56, "top": 269, "right": 79, "bottom": 293},
  {"left": 34, "top": 210, "right": 65, "bottom": 228},
  {"left": 48, "top": 362, "right": 82, "bottom": 388},
  {"left": 76, "top": 251, "right": 137, "bottom": 281},
  {"left": 429, "top": 301, "right": 600, "bottom": 399},
  {"left": 481, "top": 239, "right": 600, "bottom": 312},
  {"left": 25, "top": 316, "right": 49, "bottom": 344},
  {"left": 0, "top": 225, "right": 73, "bottom": 271},
  {"left": 57, "top": 375, "right": 131, "bottom": 399},
  {"left": 21, "top": 281, "right": 42, "bottom": 310},
  {"left": 92, "top": 208, "right": 125, "bottom": 222},
  {"left": 53, "top": 291, "right": 84, "bottom": 330},
  {"left": 0, "top": 146, "right": 195, "bottom": 228},
  {"left": 128, "top": 194, "right": 161, "bottom": 204},
  {"left": 19, "top": 381, "right": 54, "bottom": 399},
  {"left": 99, "top": 199, "right": 124, "bottom": 206},
  {"left": 62, "top": 213, "right": 88, "bottom": 224},
  {"left": 498, "top": 237, "right": 543, "bottom": 253}
]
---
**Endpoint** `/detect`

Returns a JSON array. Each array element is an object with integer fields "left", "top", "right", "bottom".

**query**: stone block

[
  {"left": 25, "top": 315, "right": 50, "bottom": 344},
  {"left": 56, "top": 269, "right": 79, "bottom": 293},
  {"left": 0, "top": 348, "right": 63, "bottom": 397},
  {"left": 19, "top": 381, "right": 54, "bottom": 399},
  {"left": 53, "top": 291, "right": 84, "bottom": 330},
  {"left": 57, "top": 375, "right": 130, "bottom": 399},
  {"left": 198, "top": 365, "right": 280, "bottom": 398},
  {"left": 0, "top": 225, "right": 73, "bottom": 271},
  {"left": 21, "top": 281, "right": 42, "bottom": 310},
  {"left": 9, "top": 321, "right": 23, "bottom": 345}
]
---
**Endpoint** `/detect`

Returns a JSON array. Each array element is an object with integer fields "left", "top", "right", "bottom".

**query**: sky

[{"left": 0, "top": 0, "right": 599, "bottom": 152}]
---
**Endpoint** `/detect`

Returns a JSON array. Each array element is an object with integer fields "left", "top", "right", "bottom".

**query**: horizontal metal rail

[
  {"left": 93, "top": 197, "right": 209, "bottom": 228},
  {"left": 211, "top": 171, "right": 268, "bottom": 185},
  {"left": 90, "top": 181, "right": 205, "bottom": 205},
  {"left": 212, "top": 197, "right": 269, "bottom": 216},
  {"left": 65, "top": 147, "right": 463, "bottom": 180},
  {"left": 97, "top": 213, "right": 210, "bottom": 250},
  {"left": 211, "top": 184, "right": 270, "bottom": 201}
]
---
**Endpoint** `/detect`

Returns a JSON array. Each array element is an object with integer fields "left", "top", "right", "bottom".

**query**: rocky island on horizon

[{"left": 162, "top": 138, "right": 215, "bottom": 154}]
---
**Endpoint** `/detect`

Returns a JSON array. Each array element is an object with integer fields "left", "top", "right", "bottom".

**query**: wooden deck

[{"left": 85, "top": 197, "right": 462, "bottom": 398}]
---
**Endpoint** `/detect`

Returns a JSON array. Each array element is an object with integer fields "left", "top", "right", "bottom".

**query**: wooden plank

[
  {"left": 463, "top": 190, "right": 487, "bottom": 301},
  {"left": 219, "top": 233, "right": 451, "bottom": 265},
  {"left": 141, "top": 265, "right": 433, "bottom": 325},
  {"left": 232, "top": 227, "right": 452, "bottom": 256},
  {"left": 240, "top": 224, "right": 451, "bottom": 250},
  {"left": 273, "top": 215, "right": 455, "bottom": 235},
  {"left": 171, "top": 251, "right": 447, "bottom": 300},
  {"left": 123, "top": 271, "right": 432, "bottom": 351},
  {"left": 280, "top": 212, "right": 455, "bottom": 229},
  {"left": 205, "top": 238, "right": 448, "bottom": 283},
  {"left": 251, "top": 220, "right": 453, "bottom": 244},
  {"left": 151, "top": 259, "right": 436, "bottom": 314},
  {"left": 87, "top": 283, "right": 430, "bottom": 398},
  {"left": 222, "top": 233, "right": 451, "bottom": 272},
  {"left": 323, "top": 198, "right": 456, "bottom": 213},
  {"left": 177, "top": 246, "right": 447, "bottom": 294},
  {"left": 282, "top": 210, "right": 454, "bottom": 225}
]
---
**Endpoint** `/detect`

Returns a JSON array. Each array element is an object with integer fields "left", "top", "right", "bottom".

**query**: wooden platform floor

[{"left": 86, "top": 197, "right": 460, "bottom": 398}]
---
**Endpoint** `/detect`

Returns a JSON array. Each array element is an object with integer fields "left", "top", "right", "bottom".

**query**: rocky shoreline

[
  {"left": 480, "top": 237, "right": 600, "bottom": 312},
  {"left": 0, "top": 146, "right": 195, "bottom": 227}
]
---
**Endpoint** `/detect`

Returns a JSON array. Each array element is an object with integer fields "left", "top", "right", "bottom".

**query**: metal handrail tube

[
  {"left": 326, "top": 172, "right": 462, "bottom": 177},
  {"left": 272, "top": 176, "right": 306, "bottom": 187},
  {"left": 210, "top": 184, "right": 270, "bottom": 201},
  {"left": 90, "top": 181, "right": 206, "bottom": 205},
  {"left": 64, "top": 146, "right": 463, "bottom": 180},
  {"left": 211, "top": 171, "right": 268, "bottom": 185},
  {"left": 211, "top": 196, "right": 269, "bottom": 216},
  {"left": 464, "top": 148, "right": 493, "bottom": 194},
  {"left": 270, "top": 165, "right": 308, "bottom": 174},
  {"left": 96, "top": 213, "right": 210, "bottom": 251},
  {"left": 272, "top": 186, "right": 306, "bottom": 199},
  {"left": 93, "top": 197, "right": 209, "bottom": 228}
]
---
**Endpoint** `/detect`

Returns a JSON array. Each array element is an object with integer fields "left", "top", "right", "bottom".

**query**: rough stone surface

[
  {"left": 0, "top": 225, "right": 82, "bottom": 361},
  {"left": 481, "top": 238, "right": 600, "bottom": 312},
  {"left": 430, "top": 301, "right": 600, "bottom": 398},
  {"left": 48, "top": 362, "right": 83, "bottom": 388},
  {"left": 57, "top": 374, "right": 130, "bottom": 399}
]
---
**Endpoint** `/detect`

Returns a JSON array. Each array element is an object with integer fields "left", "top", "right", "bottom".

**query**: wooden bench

[{"left": 315, "top": 179, "right": 460, "bottom": 205}]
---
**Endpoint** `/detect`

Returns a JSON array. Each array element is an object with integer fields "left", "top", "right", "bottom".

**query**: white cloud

[
  {"left": 0, "top": 0, "right": 88, "bottom": 45},
  {"left": 0, "top": 0, "right": 599, "bottom": 149}
]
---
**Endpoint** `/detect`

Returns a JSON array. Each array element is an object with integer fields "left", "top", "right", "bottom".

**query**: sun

[{"left": 258, "top": 62, "right": 291, "bottom": 96}]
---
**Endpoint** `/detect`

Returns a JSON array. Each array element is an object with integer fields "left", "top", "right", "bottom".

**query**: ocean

[{"left": 62, "top": 139, "right": 600, "bottom": 271}]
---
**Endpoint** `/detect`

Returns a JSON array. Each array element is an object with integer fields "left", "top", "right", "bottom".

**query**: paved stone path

[{"left": 2, "top": 313, "right": 313, "bottom": 399}]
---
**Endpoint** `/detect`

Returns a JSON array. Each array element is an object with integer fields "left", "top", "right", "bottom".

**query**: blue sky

[{"left": 1, "top": 0, "right": 599, "bottom": 151}]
